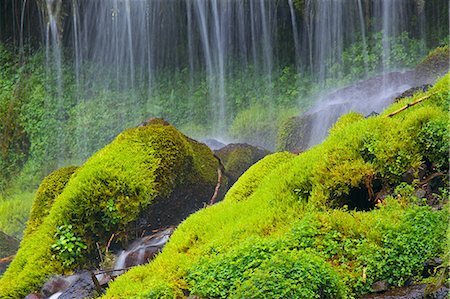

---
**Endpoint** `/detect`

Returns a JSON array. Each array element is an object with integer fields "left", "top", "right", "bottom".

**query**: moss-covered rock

[
  {"left": 24, "top": 166, "right": 77, "bottom": 237},
  {"left": 277, "top": 114, "right": 314, "bottom": 153},
  {"left": 215, "top": 143, "right": 271, "bottom": 187},
  {"left": 102, "top": 74, "right": 449, "bottom": 299},
  {"left": 415, "top": 46, "right": 450, "bottom": 84},
  {"left": 0, "top": 120, "right": 219, "bottom": 298},
  {"left": 223, "top": 152, "right": 295, "bottom": 203}
]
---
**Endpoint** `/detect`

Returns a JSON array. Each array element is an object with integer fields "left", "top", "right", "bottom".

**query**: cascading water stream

[{"left": 36, "top": 0, "right": 436, "bottom": 161}]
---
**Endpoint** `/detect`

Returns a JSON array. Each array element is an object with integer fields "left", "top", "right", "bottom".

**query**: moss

[
  {"left": 415, "top": 45, "right": 450, "bottom": 84},
  {"left": 215, "top": 143, "right": 271, "bottom": 186},
  {"left": 224, "top": 152, "right": 295, "bottom": 203},
  {"left": 276, "top": 114, "right": 314, "bottom": 153},
  {"left": 0, "top": 122, "right": 218, "bottom": 298},
  {"left": 24, "top": 166, "right": 77, "bottom": 237},
  {"left": 103, "top": 73, "right": 450, "bottom": 298}
]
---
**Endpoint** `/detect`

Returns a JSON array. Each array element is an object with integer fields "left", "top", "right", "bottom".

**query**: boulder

[
  {"left": 0, "top": 119, "right": 221, "bottom": 298},
  {"left": 202, "top": 138, "right": 226, "bottom": 151},
  {"left": 277, "top": 71, "right": 415, "bottom": 152},
  {"left": 415, "top": 46, "right": 450, "bottom": 85},
  {"left": 214, "top": 143, "right": 271, "bottom": 187},
  {"left": 359, "top": 284, "right": 449, "bottom": 299},
  {"left": 394, "top": 84, "right": 432, "bottom": 102}
]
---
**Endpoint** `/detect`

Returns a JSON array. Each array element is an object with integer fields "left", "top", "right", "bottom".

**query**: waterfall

[{"left": 36, "top": 0, "right": 435, "bottom": 160}]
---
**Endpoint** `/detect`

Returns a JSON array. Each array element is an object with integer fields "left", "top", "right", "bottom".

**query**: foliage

[
  {"left": 51, "top": 224, "right": 87, "bottom": 267},
  {"left": 103, "top": 73, "right": 449, "bottom": 298},
  {"left": 188, "top": 241, "right": 347, "bottom": 299},
  {"left": 0, "top": 192, "right": 34, "bottom": 239},
  {"left": 329, "top": 32, "right": 426, "bottom": 83},
  {"left": 0, "top": 122, "right": 218, "bottom": 298}
]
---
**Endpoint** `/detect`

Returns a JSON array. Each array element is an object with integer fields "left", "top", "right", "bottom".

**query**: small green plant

[{"left": 51, "top": 224, "right": 87, "bottom": 267}]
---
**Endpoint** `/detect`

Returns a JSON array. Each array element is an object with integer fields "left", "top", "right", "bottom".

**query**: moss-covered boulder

[
  {"left": 277, "top": 114, "right": 314, "bottom": 152},
  {"left": 0, "top": 120, "right": 220, "bottom": 298},
  {"left": 215, "top": 143, "right": 271, "bottom": 187},
  {"left": 102, "top": 74, "right": 449, "bottom": 299},
  {"left": 415, "top": 46, "right": 450, "bottom": 84}
]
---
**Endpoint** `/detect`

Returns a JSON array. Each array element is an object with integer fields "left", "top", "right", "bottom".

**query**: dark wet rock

[
  {"left": 58, "top": 271, "right": 97, "bottom": 299},
  {"left": 202, "top": 138, "right": 226, "bottom": 150},
  {"left": 359, "top": 284, "right": 449, "bottom": 299},
  {"left": 0, "top": 231, "right": 18, "bottom": 259},
  {"left": 214, "top": 143, "right": 271, "bottom": 186},
  {"left": 366, "top": 111, "right": 379, "bottom": 118},
  {"left": 427, "top": 286, "right": 450, "bottom": 299},
  {"left": 372, "top": 280, "right": 389, "bottom": 293},
  {"left": 394, "top": 84, "right": 432, "bottom": 102},
  {"left": 41, "top": 276, "right": 71, "bottom": 297},
  {"left": 277, "top": 71, "right": 415, "bottom": 152},
  {"left": 423, "top": 258, "right": 443, "bottom": 278},
  {"left": 116, "top": 228, "right": 174, "bottom": 270}
]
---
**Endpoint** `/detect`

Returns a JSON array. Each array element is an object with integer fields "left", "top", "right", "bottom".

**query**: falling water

[{"left": 36, "top": 0, "right": 438, "bottom": 160}]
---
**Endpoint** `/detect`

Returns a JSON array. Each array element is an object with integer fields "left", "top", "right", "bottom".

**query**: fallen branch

[
  {"left": 0, "top": 255, "right": 14, "bottom": 263},
  {"left": 209, "top": 167, "right": 223, "bottom": 206},
  {"left": 418, "top": 172, "right": 444, "bottom": 187},
  {"left": 388, "top": 94, "right": 433, "bottom": 117}
]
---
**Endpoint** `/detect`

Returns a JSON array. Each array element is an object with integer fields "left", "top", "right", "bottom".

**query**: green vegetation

[
  {"left": 0, "top": 30, "right": 433, "bottom": 195},
  {"left": 0, "top": 122, "right": 219, "bottom": 298},
  {"left": 0, "top": 192, "right": 34, "bottom": 239},
  {"left": 51, "top": 224, "right": 87, "bottom": 267},
  {"left": 103, "top": 73, "right": 449, "bottom": 298}
]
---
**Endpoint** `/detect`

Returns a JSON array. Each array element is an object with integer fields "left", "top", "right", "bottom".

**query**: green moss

[
  {"left": 24, "top": 166, "right": 77, "bottom": 237},
  {"left": 103, "top": 74, "right": 450, "bottom": 298},
  {"left": 0, "top": 122, "right": 218, "bottom": 298},
  {"left": 276, "top": 114, "right": 313, "bottom": 152},
  {"left": 224, "top": 152, "right": 295, "bottom": 202}
]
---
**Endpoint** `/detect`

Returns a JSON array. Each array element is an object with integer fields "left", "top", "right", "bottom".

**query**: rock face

[
  {"left": 277, "top": 71, "right": 415, "bottom": 152},
  {"left": 0, "top": 119, "right": 221, "bottom": 298},
  {"left": 415, "top": 46, "right": 450, "bottom": 84},
  {"left": 214, "top": 143, "right": 271, "bottom": 187},
  {"left": 359, "top": 284, "right": 449, "bottom": 299},
  {"left": 115, "top": 227, "right": 174, "bottom": 270}
]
